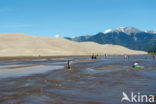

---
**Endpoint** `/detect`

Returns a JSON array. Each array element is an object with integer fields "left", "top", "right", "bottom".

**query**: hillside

[
  {"left": 65, "top": 27, "right": 156, "bottom": 52},
  {"left": 0, "top": 33, "right": 147, "bottom": 56}
]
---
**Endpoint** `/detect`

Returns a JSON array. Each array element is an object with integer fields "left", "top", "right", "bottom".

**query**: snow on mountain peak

[
  {"left": 104, "top": 29, "right": 112, "bottom": 34},
  {"left": 103, "top": 27, "right": 156, "bottom": 35},
  {"left": 113, "top": 27, "right": 142, "bottom": 35},
  {"left": 116, "top": 27, "right": 125, "bottom": 32},
  {"left": 145, "top": 30, "right": 156, "bottom": 34}
]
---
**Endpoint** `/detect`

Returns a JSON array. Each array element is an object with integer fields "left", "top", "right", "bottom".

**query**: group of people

[
  {"left": 124, "top": 55, "right": 130, "bottom": 60},
  {"left": 91, "top": 54, "right": 97, "bottom": 60},
  {"left": 67, "top": 54, "right": 156, "bottom": 70},
  {"left": 91, "top": 54, "right": 108, "bottom": 60}
]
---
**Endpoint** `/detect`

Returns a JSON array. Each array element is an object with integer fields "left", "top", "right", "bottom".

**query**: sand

[{"left": 0, "top": 33, "right": 147, "bottom": 57}]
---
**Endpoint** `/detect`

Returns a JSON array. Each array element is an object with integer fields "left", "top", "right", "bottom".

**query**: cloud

[{"left": 54, "top": 34, "right": 60, "bottom": 38}]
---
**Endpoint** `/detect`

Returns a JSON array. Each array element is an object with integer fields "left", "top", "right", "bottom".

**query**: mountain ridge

[{"left": 65, "top": 27, "right": 156, "bottom": 52}]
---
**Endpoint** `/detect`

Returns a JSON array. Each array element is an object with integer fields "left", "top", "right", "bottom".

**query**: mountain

[
  {"left": 65, "top": 35, "right": 91, "bottom": 42},
  {"left": 104, "top": 27, "right": 143, "bottom": 35},
  {"left": 0, "top": 33, "right": 146, "bottom": 56},
  {"left": 65, "top": 27, "right": 156, "bottom": 52}
]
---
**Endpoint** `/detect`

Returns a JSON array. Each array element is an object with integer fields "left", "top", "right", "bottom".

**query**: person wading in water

[
  {"left": 104, "top": 54, "right": 107, "bottom": 59},
  {"left": 67, "top": 60, "right": 71, "bottom": 70},
  {"left": 91, "top": 54, "right": 94, "bottom": 60}
]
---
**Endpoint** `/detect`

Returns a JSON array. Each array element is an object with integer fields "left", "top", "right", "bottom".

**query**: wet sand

[
  {"left": 0, "top": 55, "right": 156, "bottom": 104},
  {"left": 0, "top": 55, "right": 90, "bottom": 62},
  {"left": 95, "top": 65, "right": 120, "bottom": 70},
  {"left": 8, "top": 64, "right": 42, "bottom": 69}
]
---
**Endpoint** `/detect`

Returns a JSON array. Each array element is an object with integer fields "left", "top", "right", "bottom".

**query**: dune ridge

[{"left": 0, "top": 33, "right": 147, "bottom": 56}]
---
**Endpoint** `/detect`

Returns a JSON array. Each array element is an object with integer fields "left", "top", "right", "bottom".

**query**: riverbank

[{"left": 0, "top": 54, "right": 150, "bottom": 62}]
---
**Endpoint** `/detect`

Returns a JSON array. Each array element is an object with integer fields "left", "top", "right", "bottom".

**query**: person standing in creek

[{"left": 67, "top": 60, "right": 71, "bottom": 70}]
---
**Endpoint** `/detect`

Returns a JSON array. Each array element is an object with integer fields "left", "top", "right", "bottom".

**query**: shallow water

[
  {"left": 0, "top": 55, "right": 156, "bottom": 104},
  {"left": 0, "top": 65, "right": 64, "bottom": 79}
]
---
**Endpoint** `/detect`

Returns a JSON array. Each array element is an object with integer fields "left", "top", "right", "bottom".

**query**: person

[
  {"left": 67, "top": 60, "right": 71, "bottom": 69},
  {"left": 132, "top": 62, "right": 140, "bottom": 68},
  {"left": 153, "top": 55, "right": 156, "bottom": 59},
  {"left": 124, "top": 55, "right": 128, "bottom": 60},
  {"left": 91, "top": 54, "right": 94, "bottom": 60},
  {"left": 105, "top": 54, "right": 107, "bottom": 59},
  {"left": 127, "top": 55, "right": 130, "bottom": 59},
  {"left": 94, "top": 55, "right": 97, "bottom": 59}
]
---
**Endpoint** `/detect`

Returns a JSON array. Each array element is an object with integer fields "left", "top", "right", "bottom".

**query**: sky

[{"left": 0, "top": 0, "right": 156, "bottom": 37}]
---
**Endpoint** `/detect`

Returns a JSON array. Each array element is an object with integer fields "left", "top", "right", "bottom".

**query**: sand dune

[{"left": 0, "top": 33, "right": 147, "bottom": 56}]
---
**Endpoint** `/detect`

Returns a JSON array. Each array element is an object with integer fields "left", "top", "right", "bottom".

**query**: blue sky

[{"left": 0, "top": 0, "right": 156, "bottom": 37}]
